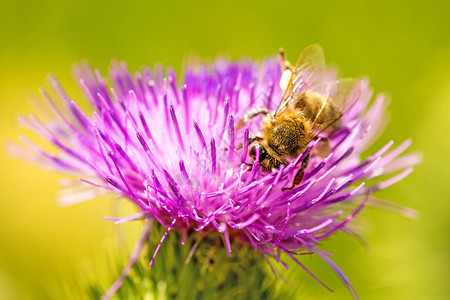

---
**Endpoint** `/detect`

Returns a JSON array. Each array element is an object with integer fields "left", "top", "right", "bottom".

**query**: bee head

[
  {"left": 249, "top": 143, "right": 275, "bottom": 173},
  {"left": 249, "top": 144, "right": 265, "bottom": 160}
]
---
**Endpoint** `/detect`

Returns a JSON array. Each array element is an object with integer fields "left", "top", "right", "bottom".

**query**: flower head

[{"left": 13, "top": 47, "right": 419, "bottom": 298}]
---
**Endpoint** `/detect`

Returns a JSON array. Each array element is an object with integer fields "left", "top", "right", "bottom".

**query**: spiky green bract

[{"left": 85, "top": 222, "right": 279, "bottom": 300}]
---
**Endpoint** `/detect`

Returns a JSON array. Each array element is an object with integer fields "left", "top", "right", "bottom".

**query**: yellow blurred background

[{"left": 1, "top": 1, "right": 449, "bottom": 299}]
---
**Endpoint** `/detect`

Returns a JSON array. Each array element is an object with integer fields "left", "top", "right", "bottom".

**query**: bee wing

[
  {"left": 329, "top": 78, "right": 361, "bottom": 113},
  {"left": 274, "top": 44, "right": 326, "bottom": 118},
  {"left": 307, "top": 78, "right": 361, "bottom": 140}
]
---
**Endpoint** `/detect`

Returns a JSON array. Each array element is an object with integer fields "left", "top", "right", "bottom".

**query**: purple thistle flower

[{"left": 12, "top": 48, "right": 419, "bottom": 299}]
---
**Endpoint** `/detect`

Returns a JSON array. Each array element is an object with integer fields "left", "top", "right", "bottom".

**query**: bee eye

[{"left": 249, "top": 146, "right": 256, "bottom": 158}]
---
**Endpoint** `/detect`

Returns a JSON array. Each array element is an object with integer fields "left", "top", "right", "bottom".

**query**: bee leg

[
  {"left": 236, "top": 109, "right": 270, "bottom": 129},
  {"left": 282, "top": 154, "right": 310, "bottom": 191},
  {"left": 279, "top": 48, "right": 294, "bottom": 72}
]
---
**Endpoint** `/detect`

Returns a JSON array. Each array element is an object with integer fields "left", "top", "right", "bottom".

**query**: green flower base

[{"left": 87, "top": 223, "right": 281, "bottom": 300}]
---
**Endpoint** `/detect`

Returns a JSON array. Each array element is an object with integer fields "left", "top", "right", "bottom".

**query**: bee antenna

[{"left": 279, "top": 48, "right": 294, "bottom": 73}]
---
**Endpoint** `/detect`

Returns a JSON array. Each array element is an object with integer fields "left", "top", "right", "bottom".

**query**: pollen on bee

[{"left": 279, "top": 69, "right": 292, "bottom": 92}]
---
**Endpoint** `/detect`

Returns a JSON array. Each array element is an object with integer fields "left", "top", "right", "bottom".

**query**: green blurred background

[{"left": 1, "top": 0, "right": 449, "bottom": 299}]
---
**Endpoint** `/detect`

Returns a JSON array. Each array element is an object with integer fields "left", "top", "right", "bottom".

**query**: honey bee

[{"left": 239, "top": 45, "right": 357, "bottom": 189}]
